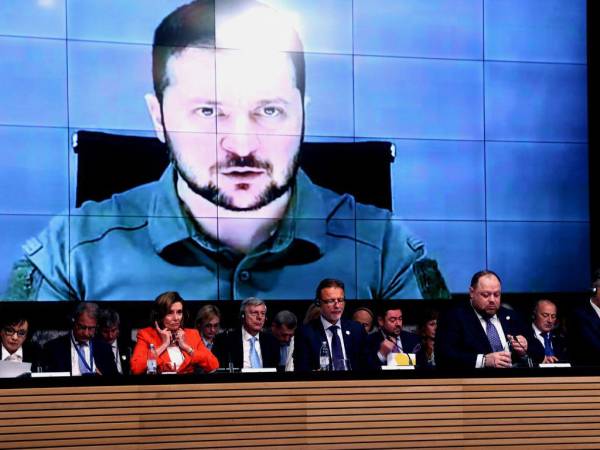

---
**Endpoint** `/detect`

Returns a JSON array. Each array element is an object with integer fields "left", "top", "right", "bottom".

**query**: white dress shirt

[
  {"left": 590, "top": 299, "right": 600, "bottom": 320},
  {"left": 2, "top": 344, "right": 23, "bottom": 361},
  {"left": 320, "top": 316, "right": 348, "bottom": 360},
  {"left": 531, "top": 323, "right": 547, "bottom": 347},
  {"left": 70, "top": 335, "right": 94, "bottom": 376},
  {"left": 111, "top": 342, "right": 122, "bottom": 374}
]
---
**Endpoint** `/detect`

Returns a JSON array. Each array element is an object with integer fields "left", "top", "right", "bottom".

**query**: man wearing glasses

[
  {"left": 1, "top": 312, "right": 41, "bottom": 369},
  {"left": 43, "top": 302, "right": 118, "bottom": 375},
  {"left": 294, "top": 279, "right": 375, "bottom": 371},
  {"left": 212, "top": 297, "right": 279, "bottom": 370}
]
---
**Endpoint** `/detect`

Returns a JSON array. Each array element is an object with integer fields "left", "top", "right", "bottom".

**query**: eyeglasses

[
  {"left": 74, "top": 323, "right": 97, "bottom": 332},
  {"left": 2, "top": 327, "right": 27, "bottom": 337},
  {"left": 320, "top": 298, "right": 345, "bottom": 305}
]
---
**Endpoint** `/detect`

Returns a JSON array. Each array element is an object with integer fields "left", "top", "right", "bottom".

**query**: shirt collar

[
  {"left": 147, "top": 165, "right": 201, "bottom": 254},
  {"left": 242, "top": 327, "right": 259, "bottom": 341},
  {"left": 71, "top": 332, "right": 89, "bottom": 347},
  {"left": 320, "top": 315, "right": 340, "bottom": 329},
  {"left": 532, "top": 323, "right": 545, "bottom": 337},
  {"left": 1, "top": 344, "right": 23, "bottom": 360},
  {"left": 147, "top": 166, "right": 348, "bottom": 258},
  {"left": 590, "top": 299, "right": 600, "bottom": 319},
  {"left": 471, "top": 304, "right": 498, "bottom": 323}
]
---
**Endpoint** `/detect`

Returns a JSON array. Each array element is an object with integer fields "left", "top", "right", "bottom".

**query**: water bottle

[
  {"left": 319, "top": 341, "right": 330, "bottom": 371},
  {"left": 147, "top": 343, "right": 158, "bottom": 374}
]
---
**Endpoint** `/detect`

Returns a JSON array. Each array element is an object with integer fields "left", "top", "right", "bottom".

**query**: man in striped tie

[{"left": 436, "top": 270, "right": 530, "bottom": 369}]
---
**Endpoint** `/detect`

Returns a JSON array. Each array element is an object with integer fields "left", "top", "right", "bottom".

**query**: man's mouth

[{"left": 220, "top": 167, "right": 265, "bottom": 179}]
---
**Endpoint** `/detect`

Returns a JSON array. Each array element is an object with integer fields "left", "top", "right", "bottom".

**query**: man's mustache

[{"left": 216, "top": 155, "right": 273, "bottom": 173}]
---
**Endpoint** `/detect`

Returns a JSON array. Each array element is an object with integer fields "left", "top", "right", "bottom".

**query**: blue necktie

[
  {"left": 542, "top": 332, "right": 555, "bottom": 357},
  {"left": 329, "top": 325, "right": 345, "bottom": 370},
  {"left": 485, "top": 318, "right": 504, "bottom": 352},
  {"left": 249, "top": 336, "right": 261, "bottom": 368},
  {"left": 280, "top": 344, "right": 289, "bottom": 367},
  {"left": 78, "top": 343, "right": 92, "bottom": 374}
]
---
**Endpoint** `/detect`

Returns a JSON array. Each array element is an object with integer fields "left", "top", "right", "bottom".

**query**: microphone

[
  {"left": 226, "top": 328, "right": 234, "bottom": 373},
  {"left": 506, "top": 335, "right": 533, "bottom": 368},
  {"left": 408, "top": 344, "right": 421, "bottom": 367}
]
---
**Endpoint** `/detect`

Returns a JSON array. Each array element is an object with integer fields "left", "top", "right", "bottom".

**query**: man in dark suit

[
  {"left": 270, "top": 310, "right": 298, "bottom": 372},
  {"left": 1, "top": 312, "right": 41, "bottom": 371},
  {"left": 368, "top": 305, "right": 421, "bottom": 367},
  {"left": 98, "top": 307, "right": 131, "bottom": 375},
  {"left": 212, "top": 298, "right": 279, "bottom": 370},
  {"left": 294, "top": 278, "right": 375, "bottom": 371},
  {"left": 527, "top": 299, "right": 568, "bottom": 364},
  {"left": 43, "top": 302, "right": 118, "bottom": 375},
  {"left": 436, "top": 270, "right": 530, "bottom": 369},
  {"left": 569, "top": 269, "right": 600, "bottom": 366}
]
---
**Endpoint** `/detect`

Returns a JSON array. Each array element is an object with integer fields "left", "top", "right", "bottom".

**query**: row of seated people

[{"left": 2, "top": 271, "right": 599, "bottom": 375}]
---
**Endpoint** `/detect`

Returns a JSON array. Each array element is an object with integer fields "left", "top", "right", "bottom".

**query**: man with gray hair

[
  {"left": 212, "top": 298, "right": 279, "bottom": 369},
  {"left": 43, "top": 302, "right": 118, "bottom": 375},
  {"left": 271, "top": 310, "right": 297, "bottom": 371}
]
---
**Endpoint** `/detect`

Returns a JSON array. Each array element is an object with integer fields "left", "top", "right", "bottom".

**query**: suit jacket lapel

[
  {"left": 340, "top": 320, "right": 354, "bottom": 360},
  {"left": 466, "top": 306, "right": 492, "bottom": 353},
  {"left": 498, "top": 308, "right": 515, "bottom": 337}
]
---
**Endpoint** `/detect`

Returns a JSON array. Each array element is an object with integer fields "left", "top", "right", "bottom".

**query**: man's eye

[
  {"left": 196, "top": 106, "right": 216, "bottom": 117},
  {"left": 259, "top": 106, "right": 282, "bottom": 117}
]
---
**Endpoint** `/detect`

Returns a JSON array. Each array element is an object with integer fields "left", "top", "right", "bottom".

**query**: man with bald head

[
  {"left": 436, "top": 270, "right": 529, "bottom": 369},
  {"left": 11, "top": 0, "right": 442, "bottom": 301},
  {"left": 527, "top": 299, "right": 568, "bottom": 364}
]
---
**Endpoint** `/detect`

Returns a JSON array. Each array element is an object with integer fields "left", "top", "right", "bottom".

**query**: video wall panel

[{"left": 0, "top": 0, "right": 590, "bottom": 300}]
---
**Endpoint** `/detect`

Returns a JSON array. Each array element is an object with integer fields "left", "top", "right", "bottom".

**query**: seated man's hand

[
  {"left": 484, "top": 351, "right": 512, "bottom": 368},
  {"left": 507, "top": 334, "right": 528, "bottom": 356},
  {"left": 542, "top": 355, "right": 559, "bottom": 364},
  {"left": 379, "top": 338, "right": 396, "bottom": 357}
]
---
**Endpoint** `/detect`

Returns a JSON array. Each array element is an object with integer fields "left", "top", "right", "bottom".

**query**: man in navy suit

[
  {"left": 212, "top": 297, "right": 280, "bottom": 370},
  {"left": 367, "top": 305, "right": 421, "bottom": 367},
  {"left": 569, "top": 269, "right": 600, "bottom": 366},
  {"left": 527, "top": 299, "right": 568, "bottom": 364},
  {"left": 43, "top": 302, "right": 118, "bottom": 375},
  {"left": 294, "top": 278, "right": 375, "bottom": 371},
  {"left": 436, "top": 270, "right": 529, "bottom": 369},
  {"left": 98, "top": 307, "right": 131, "bottom": 375}
]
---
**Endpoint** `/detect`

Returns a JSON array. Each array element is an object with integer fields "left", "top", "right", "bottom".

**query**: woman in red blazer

[{"left": 131, "top": 292, "right": 219, "bottom": 375}]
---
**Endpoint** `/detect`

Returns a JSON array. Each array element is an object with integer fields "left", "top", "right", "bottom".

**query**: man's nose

[{"left": 219, "top": 116, "right": 260, "bottom": 157}]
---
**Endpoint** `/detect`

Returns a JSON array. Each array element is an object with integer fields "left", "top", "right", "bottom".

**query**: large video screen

[{"left": 0, "top": 0, "right": 590, "bottom": 300}]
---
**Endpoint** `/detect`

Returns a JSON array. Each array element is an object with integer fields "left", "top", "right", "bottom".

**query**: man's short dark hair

[
  {"left": 272, "top": 310, "right": 297, "bottom": 329},
  {"left": 377, "top": 304, "right": 403, "bottom": 319},
  {"left": 315, "top": 278, "right": 345, "bottom": 300},
  {"left": 98, "top": 308, "right": 120, "bottom": 329},
  {"left": 0, "top": 311, "right": 29, "bottom": 330},
  {"left": 152, "top": 0, "right": 306, "bottom": 105},
  {"left": 470, "top": 270, "right": 502, "bottom": 288}
]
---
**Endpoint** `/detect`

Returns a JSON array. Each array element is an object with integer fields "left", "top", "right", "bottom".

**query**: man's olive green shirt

[{"left": 12, "top": 165, "right": 436, "bottom": 300}]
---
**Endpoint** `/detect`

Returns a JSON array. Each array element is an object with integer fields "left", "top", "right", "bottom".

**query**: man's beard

[{"left": 166, "top": 133, "right": 300, "bottom": 212}]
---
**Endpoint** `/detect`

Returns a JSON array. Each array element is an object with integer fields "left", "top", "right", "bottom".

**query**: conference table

[{"left": 1, "top": 367, "right": 599, "bottom": 449}]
